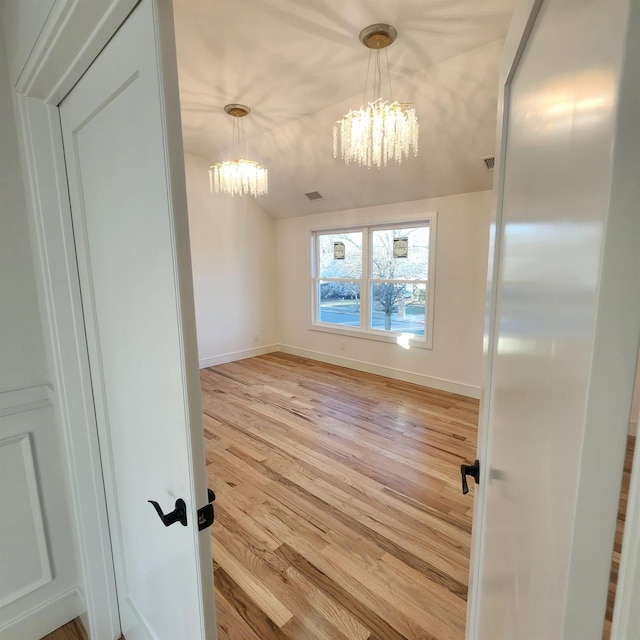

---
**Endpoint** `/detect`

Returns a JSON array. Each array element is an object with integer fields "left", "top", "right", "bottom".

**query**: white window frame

[{"left": 310, "top": 215, "right": 437, "bottom": 349}]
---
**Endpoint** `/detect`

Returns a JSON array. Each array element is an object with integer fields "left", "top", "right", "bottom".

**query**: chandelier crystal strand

[
  {"left": 209, "top": 160, "right": 268, "bottom": 198},
  {"left": 334, "top": 99, "right": 418, "bottom": 169}
]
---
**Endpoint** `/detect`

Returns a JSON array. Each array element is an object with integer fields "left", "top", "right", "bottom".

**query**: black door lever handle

[
  {"left": 148, "top": 489, "right": 216, "bottom": 530},
  {"left": 461, "top": 460, "right": 480, "bottom": 495},
  {"left": 148, "top": 498, "right": 188, "bottom": 527}
]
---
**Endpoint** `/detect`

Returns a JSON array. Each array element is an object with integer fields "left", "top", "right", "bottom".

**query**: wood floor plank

[
  {"left": 216, "top": 589, "right": 263, "bottom": 640},
  {"left": 216, "top": 529, "right": 352, "bottom": 640},
  {"left": 214, "top": 566, "right": 293, "bottom": 640},
  {"left": 282, "top": 564, "right": 371, "bottom": 640},
  {"left": 213, "top": 538, "right": 295, "bottom": 628},
  {"left": 216, "top": 500, "right": 371, "bottom": 640},
  {"left": 275, "top": 543, "right": 406, "bottom": 640},
  {"left": 320, "top": 542, "right": 464, "bottom": 640}
]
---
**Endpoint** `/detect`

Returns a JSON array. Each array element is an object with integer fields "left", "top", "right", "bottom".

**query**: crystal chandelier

[
  {"left": 209, "top": 104, "right": 268, "bottom": 198},
  {"left": 334, "top": 24, "right": 418, "bottom": 169}
]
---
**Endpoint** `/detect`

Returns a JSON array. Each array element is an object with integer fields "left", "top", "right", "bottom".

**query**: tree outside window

[{"left": 370, "top": 227, "right": 429, "bottom": 332}]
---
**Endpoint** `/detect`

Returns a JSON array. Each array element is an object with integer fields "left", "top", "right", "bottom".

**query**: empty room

[{"left": 174, "top": 1, "right": 506, "bottom": 638}]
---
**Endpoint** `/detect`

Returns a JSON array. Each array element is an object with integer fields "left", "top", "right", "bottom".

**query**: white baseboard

[
  {"left": 278, "top": 344, "right": 481, "bottom": 399},
  {"left": 0, "top": 587, "right": 83, "bottom": 640},
  {"left": 630, "top": 420, "right": 638, "bottom": 437},
  {"left": 199, "top": 344, "right": 280, "bottom": 369},
  {"left": 200, "top": 343, "right": 481, "bottom": 398}
]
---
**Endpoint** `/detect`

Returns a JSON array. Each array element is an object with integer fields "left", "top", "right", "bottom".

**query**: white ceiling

[{"left": 173, "top": 0, "right": 515, "bottom": 218}]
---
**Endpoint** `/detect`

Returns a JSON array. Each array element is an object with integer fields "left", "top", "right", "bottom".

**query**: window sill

[{"left": 309, "top": 323, "right": 432, "bottom": 350}]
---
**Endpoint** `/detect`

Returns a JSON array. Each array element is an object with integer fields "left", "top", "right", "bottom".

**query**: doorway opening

[{"left": 171, "top": 1, "right": 514, "bottom": 637}]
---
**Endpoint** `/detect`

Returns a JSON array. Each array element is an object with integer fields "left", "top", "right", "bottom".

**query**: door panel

[
  {"left": 59, "top": 1, "right": 215, "bottom": 638},
  {"left": 472, "top": 1, "right": 636, "bottom": 638}
]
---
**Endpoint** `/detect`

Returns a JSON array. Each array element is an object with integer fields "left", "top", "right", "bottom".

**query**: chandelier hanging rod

[{"left": 361, "top": 24, "right": 396, "bottom": 104}]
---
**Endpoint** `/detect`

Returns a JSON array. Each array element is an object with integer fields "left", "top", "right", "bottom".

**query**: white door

[
  {"left": 468, "top": 0, "right": 640, "bottom": 638},
  {"left": 59, "top": 1, "right": 216, "bottom": 639}
]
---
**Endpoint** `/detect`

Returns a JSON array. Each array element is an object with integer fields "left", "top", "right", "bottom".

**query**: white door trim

[
  {"left": 10, "top": 1, "right": 151, "bottom": 637},
  {"left": 465, "top": 2, "right": 543, "bottom": 636},
  {"left": 15, "top": 0, "right": 138, "bottom": 104}
]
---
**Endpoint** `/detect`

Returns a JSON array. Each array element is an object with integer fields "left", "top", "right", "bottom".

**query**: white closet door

[{"left": 59, "top": 1, "right": 216, "bottom": 638}]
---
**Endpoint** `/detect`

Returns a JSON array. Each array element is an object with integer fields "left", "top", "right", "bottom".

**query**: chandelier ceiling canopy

[
  {"left": 209, "top": 104, "right": 268, "bottom": 198},
  {"left": 334, "top": 24, "right": 419, "bottom": 170}
]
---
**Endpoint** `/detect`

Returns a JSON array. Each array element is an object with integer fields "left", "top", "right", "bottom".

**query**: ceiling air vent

[
  {"left": 482, "top": 156, "right": 495, "bottom": 171},
  {"left": 305, "top": 191, "right": 324, "bottom": 201}
]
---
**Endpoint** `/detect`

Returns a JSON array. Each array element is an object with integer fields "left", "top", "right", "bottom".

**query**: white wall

[
  {"left": 184, "top": 153, "right": 279, "bottom": 367},
  {"left": 275, "top": 190, "right": 492, "bottom": 397},
  {"left": 0, "top": 0, "right": 56, "bottom": 84},
  {"left": 0, "top": 40, "right": 46, "bottom": 394},
  {"left": 0, "top": 24, "right": 82, "bottom": 640}
]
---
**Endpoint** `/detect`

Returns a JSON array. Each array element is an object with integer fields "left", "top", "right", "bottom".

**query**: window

[{"left": 311, "top": 218, "right": 435, "bottom": 347}]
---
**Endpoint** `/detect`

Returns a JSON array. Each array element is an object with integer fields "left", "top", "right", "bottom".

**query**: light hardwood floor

[
  {"left": 44, "top": 354, "right": 633, "bottom": 639},
  {"left": 202, "top": 353, "right": 477, "bottom": 640}
]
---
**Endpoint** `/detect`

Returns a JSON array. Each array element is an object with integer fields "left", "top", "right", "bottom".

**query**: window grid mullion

[
  {"left": 363, "top": 227, "right": 371, "bottom": 331},
  {"left": 369, "top": 279, "right": 429, "bottom": 284},
  {"left": 313, "top": 233, "right": 319, "bottom": 323}
]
